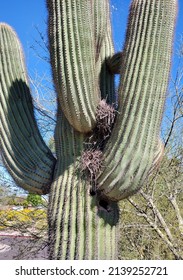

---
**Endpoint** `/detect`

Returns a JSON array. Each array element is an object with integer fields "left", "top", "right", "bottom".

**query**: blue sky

[
  {"left": 1, "top": 0, "right": 182, "bottom": 78},
  {"left": 0, "top": 0, "right": 130, "bottom": 77}
]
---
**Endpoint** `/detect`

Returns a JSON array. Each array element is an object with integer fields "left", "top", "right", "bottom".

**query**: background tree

[{"left": 119, "top": 40, "right": 183, "bottom": 260}]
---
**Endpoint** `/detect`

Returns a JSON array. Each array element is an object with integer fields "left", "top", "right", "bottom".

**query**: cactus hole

[
  {"left": 90, "top": 188, "right": 96, "bottom": 196},
  {"left": 98, "top": 199, "right": 111, "bottom": 212}
]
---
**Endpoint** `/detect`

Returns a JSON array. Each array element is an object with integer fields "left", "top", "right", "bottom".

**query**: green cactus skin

[
  {"left": 0, "top": 0, "right": 177, "bottom": 260},
  {"left": 47, "top": 0, "right": 116, "bottom": 132},
  {"left": 97, "top": 0, "right": 177, "bottom": 201},
  {"left": 0, "top": 24, "right": 56, "bottom": 194},
  {"left": 48, "top": 108, "right": 119, "bottom": 259},
  {"left": 47, "top": 0, "right": 99, "bottom": 133},
  {"left": 93, "top": 0, "right": 116, "bottom": 104}
]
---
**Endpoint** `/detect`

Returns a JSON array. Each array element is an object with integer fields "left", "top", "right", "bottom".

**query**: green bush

[{"left": 26, "top": 193, "right": 43, "bottom": 207}]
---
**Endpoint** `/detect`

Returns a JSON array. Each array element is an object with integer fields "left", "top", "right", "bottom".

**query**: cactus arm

[
  {"left": 47, "top": 0, "right": 100, "bottom": 133},
  {"left": 107, "top": 52, "right": 123, "bottom": 75},
  {"left": 97, "top": 0, "right": 177, "bottom": 201},
  {"left": 148, "top": 139, "right": 164, "bottom": 177},
  {"left": 0, "top": 23, "right": 56, "bottom": 194},
  {"left": 47, "top": 0, "right": 117, "bottom": 132},
  {"left": 94, "top": 0, "right": 116, "bottom": 104},
  {"left": 48, "top": 109, "right": 119, "bottom": 259}
]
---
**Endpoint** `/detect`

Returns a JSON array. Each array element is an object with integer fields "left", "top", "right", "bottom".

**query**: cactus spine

[
  {"left": 0, "top": 24, "right": 56, "bottom": 194},
  {"left": 0, "top": 0, "right": 177, "bottom": 259},
  {"left": 97, "top": 0, "right": 177, "bottom": 200}
]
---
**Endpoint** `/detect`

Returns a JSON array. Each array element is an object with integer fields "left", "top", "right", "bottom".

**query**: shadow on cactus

[
  {"left": 0, "top": 79, "right": 55, "bottom": 194},
  {"left": 0, "top": 0, "right": 177, "bottom": 260}
]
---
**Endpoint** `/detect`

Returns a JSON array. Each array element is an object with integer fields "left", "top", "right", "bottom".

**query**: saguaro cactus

[{"left": 0, "top": 0, "right": 177, "bottom": 259}]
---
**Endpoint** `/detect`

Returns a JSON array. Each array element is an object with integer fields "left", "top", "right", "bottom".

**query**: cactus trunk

[
  {"left": 0, "top": 0, "right": 177, "bottom": 259},
  {"left": 48, "top": 110, "right": 119, "bottom": 259}
]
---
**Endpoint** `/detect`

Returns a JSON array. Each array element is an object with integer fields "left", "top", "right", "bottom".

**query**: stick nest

[
  {"left": 80, "top": 149, "right": 103, "bottom": 181},
  {"left": 95, "top": 99, "right": 116, "bottom": 139}
]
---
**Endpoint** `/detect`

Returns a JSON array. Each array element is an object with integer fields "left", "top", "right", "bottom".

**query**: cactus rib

[
  {"left": 97, "top": 0, "right": 177, "bottom": 201},
  {"left": 0, "top": 24, "right": 56, "bottom": 194},
  {"left": 94, "top": 0, "right": 116, "bottom": 104},
  {"left": 47, "top": 0, "right": 100, "bottom": 133},
  {"left": 48, "top": 110, "right": 119, "bottom": 259}
]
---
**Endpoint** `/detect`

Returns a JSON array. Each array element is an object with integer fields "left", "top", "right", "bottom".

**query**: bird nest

[
  {"left": 80, "top": 149, "right": 103, "bottom": 181},
  {"left": 80, "top": 99, "right": 116, "bottom": 193},
  {"left": 95, "top": 99, "right": 116, "bottom": 140}
]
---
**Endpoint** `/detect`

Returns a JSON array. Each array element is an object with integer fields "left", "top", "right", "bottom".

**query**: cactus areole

[{"left": 0, "top": 0, "right": 177, "bottom": 259}]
